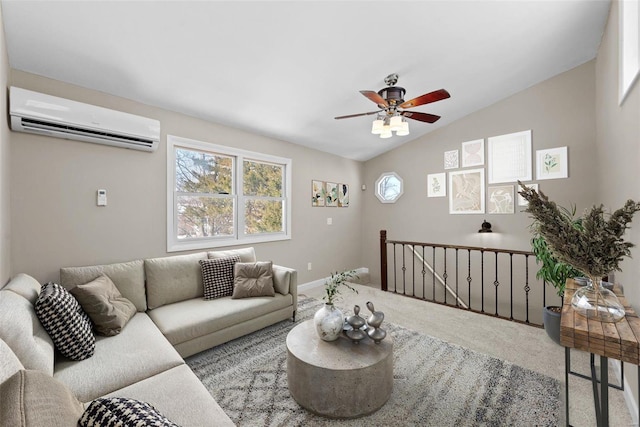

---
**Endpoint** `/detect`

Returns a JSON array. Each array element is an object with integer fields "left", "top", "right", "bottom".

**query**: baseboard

[
  {"left": 297, "top": 267, "right": 369, "bottom": 292},
  {"left": 611, "top": 359, "right": 639, "bottom": 426}
]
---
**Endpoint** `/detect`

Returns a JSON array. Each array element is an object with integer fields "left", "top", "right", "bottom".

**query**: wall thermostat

[{"left": 97, "top": 189, "right": 107, "bottom": 206}]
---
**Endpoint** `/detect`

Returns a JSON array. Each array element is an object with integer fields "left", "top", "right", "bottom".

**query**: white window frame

[{"left": 167, "top": 135, "right": 292, "bottom": 252}]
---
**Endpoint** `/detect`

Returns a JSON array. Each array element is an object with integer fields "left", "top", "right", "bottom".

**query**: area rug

[{"left": 185, "top": 297, "right": 562, "bottom": 426}]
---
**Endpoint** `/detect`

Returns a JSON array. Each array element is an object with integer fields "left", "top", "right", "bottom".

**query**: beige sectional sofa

[{"left": 0, "top": 247, "right": 298, "bottom": 426}]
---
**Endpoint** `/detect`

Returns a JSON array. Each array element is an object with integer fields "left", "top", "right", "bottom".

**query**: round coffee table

[{"left": 286, "top": 319, "right": 393, "bottom": 418}]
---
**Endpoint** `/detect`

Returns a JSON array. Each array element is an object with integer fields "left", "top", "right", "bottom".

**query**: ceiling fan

[{"left": 335, "top": 73, "right": 450, "bottom": 138}]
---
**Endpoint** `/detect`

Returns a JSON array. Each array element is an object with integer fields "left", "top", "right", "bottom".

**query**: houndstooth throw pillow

[
  {"left": 79, "top": 397, "right": 179, "bottom": 427},
  {"left": 200, "top": 255, "right": 240, "bottom": 300},
  {"left": 35, "top": 282, "right": 95, "bottom": 361}
]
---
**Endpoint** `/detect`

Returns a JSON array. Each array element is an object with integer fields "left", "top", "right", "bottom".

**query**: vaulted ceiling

[{"left": 1, "top": 1, "right": 610, "bottom": 161}]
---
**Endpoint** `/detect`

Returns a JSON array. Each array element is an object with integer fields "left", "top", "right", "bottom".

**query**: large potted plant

[
  {"left": 530, "top": 210, "right": 582, "bottom": 344},
  {"left": 313, "top": 270, "right": 358, "bottom": 341},
  {"left": 519, "top": 183, "right": 640, "bottom": 322}
]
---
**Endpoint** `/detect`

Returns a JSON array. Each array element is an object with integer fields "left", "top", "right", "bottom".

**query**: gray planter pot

[{"left": 543, "top": 306, "right": 562, "bottom": 345}]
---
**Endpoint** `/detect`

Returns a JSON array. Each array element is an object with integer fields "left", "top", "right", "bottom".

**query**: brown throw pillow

[
  {"left": 0, "top": 370, "right": 84, "bottom": 427},
  {"left": 232, "top": 261, "right": 275, "bottom": 299},
  {"left": 70, "top": 275, "right": 136, "bottom": 336}
]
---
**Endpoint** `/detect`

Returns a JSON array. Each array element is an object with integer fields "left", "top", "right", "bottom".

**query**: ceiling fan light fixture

[
  {"left": 380, "top": 125, "right": 393, "bottom": 139},
  {"left": 389, "top": 115, "right": 403, "bottom": 131},
  {"left": 371, "top": 118, "right": 384, "bottom": 134},
  {"left": 396, "top": 121, "right": 410, "bottom": 136}
]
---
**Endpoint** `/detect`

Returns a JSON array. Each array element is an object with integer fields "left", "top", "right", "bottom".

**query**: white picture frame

[
  {"left": 517, "top": 183, "right": 538, "bottom": 206},
  {"left": 488, "top": 185, "right": 514, "bottom": 214},
  {"left": 487, "top": 130, "right": 532, "bottom": 184},
  {"left": 444, "top": 150, "right": 459, "bottom": 169},
  {"left": 461, "top": 139, "right": 485, "bottom": 167},
  {"left": 536, "top": 147, "right": 568, "bottom": 180},
  {"left": 427, "top": 173, "right": 446, "bottom": 197},
  {"left": 620, "top": 0, "right": 640, "bottom": 105},
  {"left": 449, "top": 168, "right": 485, "bottom": 214}
]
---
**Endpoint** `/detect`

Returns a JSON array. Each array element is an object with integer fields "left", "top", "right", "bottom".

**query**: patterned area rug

[{"left": 186, "top": 297, "right": 562, "bottom": 426}]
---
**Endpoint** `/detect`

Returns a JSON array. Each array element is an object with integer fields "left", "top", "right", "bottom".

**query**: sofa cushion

[
  {"left": 54, "top": 313, "right": 184, "bottom": 402},
  {"left": 60, "top": 259, "right": 147, "bottom": 312},
  {"left": 80, "top": 397, "right": 179, "bottom": 427},
  {"left": 0, "top": 289, "right": 55, "bottom": 375},
  {"left": 69, "top": 275, "right": 137, "bottom": 336},
  {"left": 272, "top": 264, "right": 294, "bottom": 295},
  {"left": 200, "top": 256, "right": 240, "bottom": 300},
  {"left": 103, "top": 364, "right": 235, "bottom": 426},
  {"left": 232, "top": 261, "right": 275, "bottom": 299},
  {"left": 147, "top": 294, "right": 293, "bottom": 347},
  {"left": 0, "top": 370, "right": 84, "bottom": 427},
  {"left": 208, "top": 246, "right": 256, "bottom": 262},
  {"left": 35, "top": 282, "right": 95, "bottom": 361},
  {"left": 145, "top": 252, "right": 208, "bottom": 310},
  {"left": 0, "top": 338, "right": 24, "bottom": 385}
]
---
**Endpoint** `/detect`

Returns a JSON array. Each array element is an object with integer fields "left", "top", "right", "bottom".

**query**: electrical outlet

[
  {"left": 307, "top": 262, "right": 312, "bottom": 271},
  {"left": 327, "top": 217, "right": 332, "bottom": 225}
]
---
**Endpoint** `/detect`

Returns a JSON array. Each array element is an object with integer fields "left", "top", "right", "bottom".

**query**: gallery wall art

[
  {"left": 487, "top": 130, "right": 532, "bottom": 184},
  {"left": 536, "top": 147, "right": 568, "bottom": 180},
  {"left": 487, "top": 185, "right": 514, "bottom": 214},
  {"left": 311, "top": 180, "right": 349, "bottom": 207},
  {"left": 444, "top": 150, "right": 459, "bottom": 169},
  {"left": 449, "top": 169, "right": 485, "bottom": 214},
  {"left": 427, "top": 173, "right": 446, "bottom": 197},
  {"left": 461, "top": 139, "right": 484, "bottom": 167},
  {"left": 517, "top": 183, "right": 538, "bottom": 206}
]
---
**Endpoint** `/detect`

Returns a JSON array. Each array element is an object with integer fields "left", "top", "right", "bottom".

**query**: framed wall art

[
  {"left": 338, "top": 184, "right": 349, "bottom": 207},
  {"left": 487, "top": 130, "right": 532, "bottom": 184},
  {"left": 312, "top": 180, "right": 325, "bottom": 206},
  {"left": 517, "top": 183, "right": 538, "bottom": 206},
  {"left": 325, "top": 182, "right": 339, "bottom": 207},
  {"left": 461, "top": 139, "right": 484, "bottom": 167},
  {"left": 449, "top": 168, "right": 485, "bottom": 214},
  {"left": 427, "top": 173, "right": 446, "bottom": 197},
  {"left": 488, "top": 185, "right": 514, "bottom": 214},
  {"left": 536, "top": 147, "right": 568, "bottom": 180},
  {"left": 444, "top": 150, "right": 459, "bottom": 169}
]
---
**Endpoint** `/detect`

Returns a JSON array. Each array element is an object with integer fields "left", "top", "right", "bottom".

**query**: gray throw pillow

[
  {"left": 70, "top": 275, "right": 137, "bottom": 336},
  {"left": 35, "top": 282, "right": 95, "bottom": 361},
  {"left": 200, "top": 255, "right": 241, "bottom": 300},
  {"left": 232, "top": 261, "right": 275, "bottom": 299}
]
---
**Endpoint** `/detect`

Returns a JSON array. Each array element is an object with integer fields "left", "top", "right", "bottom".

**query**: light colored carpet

[{"left": 186, "top": 297, "right": 562, "bottom": 426}]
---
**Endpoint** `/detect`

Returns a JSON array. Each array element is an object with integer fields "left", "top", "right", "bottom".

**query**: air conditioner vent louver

[
  {"left": 20, "top": 118, "right": 156, "bottom": 148},
  {"left": 9, "top": 87, "right": 160, "bottom": 152}
]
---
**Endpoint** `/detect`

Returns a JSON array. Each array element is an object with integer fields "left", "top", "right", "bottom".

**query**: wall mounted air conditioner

[{"left": 9, "top": 86, "right": 160, "bottom": 152}]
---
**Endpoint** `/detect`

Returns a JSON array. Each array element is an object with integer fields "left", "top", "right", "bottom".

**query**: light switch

[
  {"left": 97, "top": 189, "right": 107, "bottom": 206},
  {"left": 327, "top": 218, "right": 332, "bottom": 225}
]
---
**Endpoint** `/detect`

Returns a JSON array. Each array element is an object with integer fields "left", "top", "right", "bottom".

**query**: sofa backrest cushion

[
  {"left": 60, "top": 260, "right": 147, "bottom": 312},
  {"left": 0, "top": 370, "right": 84, "bottom": 427},
  {"left": 0, "top": 288, "right": 55, "bottom": 375},
  {"left": 145, "top": 252, "right": 208, "bottom": 310},
  {"left": 208, "top": 247, "right": 256, "bottom": 263},
  {"left": 0, "top": 338, "right": 24, "bottom": 385},
  {"left": 1, "top": 273, "right": 41, "bottom": 303}
]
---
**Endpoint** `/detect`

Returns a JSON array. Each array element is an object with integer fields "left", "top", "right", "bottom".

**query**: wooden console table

[{"left": 560, "top": 279, "right": 640, "bottom": 427}]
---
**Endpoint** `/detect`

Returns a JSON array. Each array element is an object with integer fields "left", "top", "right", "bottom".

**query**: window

[
  {"left": 167, "top": 135, "right": 291, "bottom": 251},
  {"left": 375, "top": 172, "right": 404, "bottom": 203}
]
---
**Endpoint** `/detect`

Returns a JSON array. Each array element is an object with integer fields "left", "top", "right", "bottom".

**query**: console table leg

[
  {"left": 565, "top": 347, "right": 570, "bottom": 427},
  {"left": 600, "top": 355, "right": 609, "bottom": 427},
  {"left": 590, "top": 354, "right": 602, "bottom": 425}
]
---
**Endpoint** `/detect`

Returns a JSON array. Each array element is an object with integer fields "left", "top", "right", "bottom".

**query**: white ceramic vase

[{"left": 314, "top": 303, "right": 344, "bottom": 341}]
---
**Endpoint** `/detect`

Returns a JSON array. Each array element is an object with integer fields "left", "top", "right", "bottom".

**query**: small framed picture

[
  {"left": 325, "top": 182, "right": 339, "bottom": 207},
  {"left": 338, "top": 184, "right": 349, "bottom": 207},
  {"left": 427, "top": 173, "right": 446, "bottom": 197},
  {"left": 488, "top": 185, "right": 514, "bottom": 214},
  {"left": 461, "top": 139, "right": 484, "bottom": 167},
  {"left": 518, "top": 183, "right": 538, "bottom": 206},
  {"left": 536, "top": 147, "right": 568, "bottom": 180},
  {"left": 312, "top": 180, "right": 325, "bottom": 206},
  {"left": 444, "top": 150, "right": 459, "bottom": 169}
]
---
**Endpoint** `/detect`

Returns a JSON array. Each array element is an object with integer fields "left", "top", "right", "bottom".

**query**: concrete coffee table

[{"left": 286, "top": 319, "right": 393, "bottom": 418}]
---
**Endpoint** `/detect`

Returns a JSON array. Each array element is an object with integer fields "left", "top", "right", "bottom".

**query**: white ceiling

[{"left": 1, "top": 1, "right": 610, "bottom": 161}]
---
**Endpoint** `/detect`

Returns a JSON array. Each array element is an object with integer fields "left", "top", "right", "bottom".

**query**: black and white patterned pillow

[
  {"left": 80, "top": 397, "right": 179, "bottom": 427},
  {"left": 200, "top": 255, "right": 240, "bottom": 300},
  {"left": 35, "top": 282, "right": 95, "bottom": 361}
]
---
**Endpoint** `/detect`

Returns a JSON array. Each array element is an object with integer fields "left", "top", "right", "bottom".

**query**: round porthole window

[{"left": 375, "top": 172, "right": 403, "bottom": 203}]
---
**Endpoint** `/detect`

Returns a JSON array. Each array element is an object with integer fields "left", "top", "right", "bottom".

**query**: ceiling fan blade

[
  {"left": 334, "top": 110, "right": 382, "bottom": 120},
  {"left": 399, "top": 89, "right": 450, "bottom": 109},
  {"left": 401, "top": 111, "right": 441, "bottom": 123},
  {"left": 360, "top": 90, "right": 389, "bottom": 108}
]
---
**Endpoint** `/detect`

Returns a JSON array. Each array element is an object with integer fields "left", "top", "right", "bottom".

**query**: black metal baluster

[
  {"left": 432, "top": 247, "right": 436, "bottom": 302},
  {"left": 481, "top": 250, "right": 485, "bottom": 313},
  {"left": 421, "top": 245, "right": 426, "bottom": 301},
  {"left": 494, "top": 252, "right": 499, "bottom": 316},
  {"left": 509, "top": 253, "right": 514, "bottom": 321},
  {"left": 455, "top": 248, "right": 459, "bottom": 308},
  {"left": 467, "top": 249, "right": 472, "bottom": 310},
  {"left": 525, "top": 254, "right": 531, "bottom": 324},
  {"left": 401, "top": 244, "right": 406, "bottom": 296},
  {"left": 393, "top": 244, "right": 397, "bottom": 294},
  {"left": 443, "top": 248, "right": 448, "bottom": 305}
]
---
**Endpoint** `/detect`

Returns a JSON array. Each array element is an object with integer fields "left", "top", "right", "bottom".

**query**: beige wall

[
  {"left": 9, "top": 71, "right": 364, "bottom": 284},
  {"left": 0, "top": 6, "right": 10, "bottom": 285},
  {"left": 595, "top": 0, "right": 640, "bottom": 412},
  {"left": 362, "top": 61, "right": 598, "bottom": 286}
]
